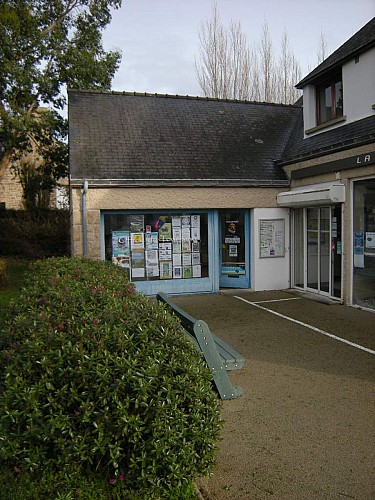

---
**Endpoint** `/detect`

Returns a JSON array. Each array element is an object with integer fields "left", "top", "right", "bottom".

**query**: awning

[{"left": 277, "top": 182, "right": 345, "bottom": 207}]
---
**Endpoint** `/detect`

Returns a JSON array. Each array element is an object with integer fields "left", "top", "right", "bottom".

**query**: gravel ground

[{"left": 171, "top": 290, "right": 375, "bottom": 500}]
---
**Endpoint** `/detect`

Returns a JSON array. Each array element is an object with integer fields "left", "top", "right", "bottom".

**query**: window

[
  {"left": 103, "top": 212, "right": 209, "bottom": 281},
  {"left": 316, "top": 74, "right": 343, "bottom": 124}
]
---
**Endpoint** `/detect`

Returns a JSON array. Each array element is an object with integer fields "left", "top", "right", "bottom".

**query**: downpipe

[{"left": 82, "top": 180, "right": 88, "bottom": 256}]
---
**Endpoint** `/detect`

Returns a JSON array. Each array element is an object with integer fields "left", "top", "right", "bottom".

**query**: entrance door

[
  {"left": 219, "top": 211, "right": 250, "bottom": 288},
  {"left": 306, "top": 205, "right": 342, "bottom": 297}
]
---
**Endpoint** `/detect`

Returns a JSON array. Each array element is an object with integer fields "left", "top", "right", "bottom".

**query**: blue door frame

[{"left": 219, "top": 210, "right": 250, "bottom": 289}]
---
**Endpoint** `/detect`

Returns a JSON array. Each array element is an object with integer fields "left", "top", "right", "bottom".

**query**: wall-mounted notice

[{"left": 259, "top": 219, "right": 285, "bottom": 258}]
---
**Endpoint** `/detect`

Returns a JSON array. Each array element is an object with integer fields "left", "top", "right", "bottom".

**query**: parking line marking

[
  {"left": 234, "top": 296, "right": 375, "bottom": 356},
  {"left": 251, "top": 298, "right": 301, "bottom": 304}
]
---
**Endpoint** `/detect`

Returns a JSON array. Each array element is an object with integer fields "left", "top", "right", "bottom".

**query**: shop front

[
  {"left": 278, "top": 182, "right": 345, "bottom": 302},
  {"left": 101, "top": 209, "right": 251, "bottom": 295}
]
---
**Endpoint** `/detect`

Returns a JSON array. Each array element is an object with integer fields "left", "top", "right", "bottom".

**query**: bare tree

[
  {"left": 275, "top": 30, "right": 302, "bottom": 104},
  {"left": 316, "top": 30, "right": 328, "bottom": 64},
  {"left": 195, "top": 3, "right": 252, "bottom": 100},
  {"left": 195, "top": 6, "right": 302, "bottom": 104}
]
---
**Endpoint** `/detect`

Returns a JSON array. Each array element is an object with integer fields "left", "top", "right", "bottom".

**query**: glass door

[
  {"left": 219, "top": 211, "right": 250, "bottom": 288},
  {"left": 305, "top": 205, "right": 341, "bottom": 297}
]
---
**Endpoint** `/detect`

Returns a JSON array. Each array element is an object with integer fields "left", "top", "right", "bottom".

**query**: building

[
  {"left": 68, "top": 17, "right": 375, "bottom": 311},
  {"left": 277, "top": 17, "right": 375, "bottom": 310}
]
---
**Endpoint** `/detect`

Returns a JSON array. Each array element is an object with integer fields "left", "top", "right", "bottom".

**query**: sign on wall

[{"left": 259, "top": 219, "right": 285, "bottom": 258}]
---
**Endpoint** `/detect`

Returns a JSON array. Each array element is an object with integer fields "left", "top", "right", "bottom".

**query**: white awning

[{"left": 277, "top": 182, "right": 345, "bottom": 207}]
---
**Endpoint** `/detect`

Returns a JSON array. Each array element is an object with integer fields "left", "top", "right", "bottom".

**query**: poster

[
  {"left": 146, "top": 250, "right": 159, "bottom": 277},
  {"left": 191, "top": 214, "right": 200, "bottom": 227},
  {"left": 173, "top": 227, "right": 182, "bottom": 241},
  {"left": 259, "top": 219, "right": 285, "bottom": 258},
  {"left": 353, "top": 231, "right": 364, "bottom": 268},
  {"left": 159, "top": 223, "right": 172, "bottom": 241},
  {"left": 172, "top": 216, "right": 181, "bottom": 227},
  {"left": 192, "top": 265, "right": 201, "bottom": 278},
  {"left": 160, "top": 261, "right": 173, "bottom": 279},
  {"left": 191, "top": 226, "right": 200, "bottom": 241},
  {"left": 145, "top": 232, "right": 158, "bottom": 250},
  {"left": 365, "top": 232, "right": 375, "bottom": 248},
  {"left": 182, "top": 253, "right": 192, "bottom": 265},
  {"left": 112, "top": 231, "right": 130, "bottom": 257},
  {"left": 159, "top": 242, "right": 172, "bottom": 260},
  {"left": 181, "top": 215, "right": 190, "bottom": 226},
  {"left": 173, "top": 266, "right": 182, "bottom": 278},
  {"left": 173, "top": 253, "right": 182, "bottom": 266},
  {"left": 183, "top": 266, "right": 192, "bottom": 279},
  {"left": 130, "top": 215, "right": 144, "bottom": 232},
  {"left": 182, "top": 227, "right": 191, "bottom": 241},
  {"left": 225, "top": 219, "right": 240, "bottom": 244},
  {"left": 131, "top": 232, "right": 144, "bottom": 251},
  {"left": 192, "top": 252, "right": 200, "bottom": 265}
]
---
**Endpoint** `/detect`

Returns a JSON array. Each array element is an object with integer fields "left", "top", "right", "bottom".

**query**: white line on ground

[
  {"left": 251, "top": 298, "right": 301, "bottom": 304},
  {"left": 234, "top": 295, "right": 375, "bottom": 356}
]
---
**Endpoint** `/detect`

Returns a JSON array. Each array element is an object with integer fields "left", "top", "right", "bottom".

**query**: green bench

[{"left": 156, "top": 292, "right": 244, "bottom": 400}]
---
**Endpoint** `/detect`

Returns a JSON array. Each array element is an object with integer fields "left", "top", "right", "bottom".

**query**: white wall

[
  {"left": 302, "top": 45, "right": 375, "bottom": 136},
  {"left": 343, "top": 46, "right": 375, "bottom": 123},
  {"left": 251, "top": 208, "right": 290, "bottom": 291}
]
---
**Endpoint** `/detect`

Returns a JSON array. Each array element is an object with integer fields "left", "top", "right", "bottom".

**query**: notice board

[{"left": 259, "top": 219, "right": 285, "bottom": 258}]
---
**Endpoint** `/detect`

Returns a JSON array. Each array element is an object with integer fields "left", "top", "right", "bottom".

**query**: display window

[
  {"left": 353, "top": 178, "right": 375, "bottom": 310},
  {"left": 103, "top": 212, "right": 209, "bottom": 281}
]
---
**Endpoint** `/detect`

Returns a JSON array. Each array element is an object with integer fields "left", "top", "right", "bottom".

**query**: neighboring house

[
  {"left": 68, "top": 17, "right": 375, "bottom": 311},
  {"left": 277, "top": 16, "right": 375, "bottom": 311}
]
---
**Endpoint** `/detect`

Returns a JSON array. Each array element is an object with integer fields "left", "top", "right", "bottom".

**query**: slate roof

[
  {"left": 280, "top": 107, "right": 375, "bottom": 165},
  {"left": 68, "top": 90, "right": 300, "bottom": 187},
  {"left": 297, "top": 17, "right": 375, "bottom": 88}
]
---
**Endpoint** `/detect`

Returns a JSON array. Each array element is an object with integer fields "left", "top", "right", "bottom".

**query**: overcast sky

[{"left": 102, "top": 0, "right": 374, "bottom": 96}]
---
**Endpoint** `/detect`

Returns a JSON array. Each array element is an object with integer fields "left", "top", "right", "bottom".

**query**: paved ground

[{"left": 170, "top": 289, "right": 375, "bottom": 500}]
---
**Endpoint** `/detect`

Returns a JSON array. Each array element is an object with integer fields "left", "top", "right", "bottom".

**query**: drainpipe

[{"left": 82, "top": 180, "right": 88, "bottom": 256}]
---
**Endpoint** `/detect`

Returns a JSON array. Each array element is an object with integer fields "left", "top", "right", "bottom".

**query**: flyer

[
  {"left": 173, "top": 266, "right": 182, "bottom": 279},
  {"left": 191, "top": 214, "right": 200, "bottom": 227},
  {"left": 182, "top": 227, "right": 191, "bottom": 241},
  {"left": 112, "top": 231, "right": 130, "bottom": 257},
  {"left": 173, "top": 227, "right": 182, "bottom": 241},
  {"left": 131, "top": 232, "right": 144, "bottom": 251},
  {"left": 158, "top": 222, "right": 172, "bottom": 241},
  {"left": 130, "top": 215, "right": 144, "bottom": 232},
  {"left": 192, "top": 265, "right": 201, "bottom": 278},
  {"left": 183, "top": 266, "right": 192, "bottom": 279},
  {"left": 181, "top": 215, "right": 190, "bottom": 227},
  {"left": 160, "top": 261, "right": 173, "bottom": 279},
  {"left": 173, "top": 253, "right": 182, "bottom": 266},
  {"left": 192, "top": 252, "right": 200, "bottom": 265},
  {"left": 173, "top": 240, "right": 181, "bottom": 254},
  {"left": 182, "top": 253, "right": 192, "bottom": 265},
  {"left": 172, "top": 216, "right": 181, "bottom": 227},
  {"left": 145, "top": 232, "right": 158, "bottom": 250},
  {"left": 182, "top": 240, "right": 191, "bottom": 253},
  {"left": 159, "top": 242, "right": 172, "bottom": 260},
  {"left": 191, "top": 226, "right": 200, "bottom": 241}
]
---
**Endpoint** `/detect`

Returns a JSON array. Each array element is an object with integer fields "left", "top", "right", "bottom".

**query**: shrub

[{"left": 0, "top": 257, "right": 221, "bottom": 498}]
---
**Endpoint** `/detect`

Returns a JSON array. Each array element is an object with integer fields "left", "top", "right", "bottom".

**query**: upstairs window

[{"left": 316, "top": 75, "right": 343, "bottom": 125}]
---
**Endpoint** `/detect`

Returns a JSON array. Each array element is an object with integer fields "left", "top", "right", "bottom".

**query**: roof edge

[
  {"left": 67, "top": 88, "right": 302, "bottom": 109},
  {"left": 69, "top": 178, "right": 290, "bottom": 188}
]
